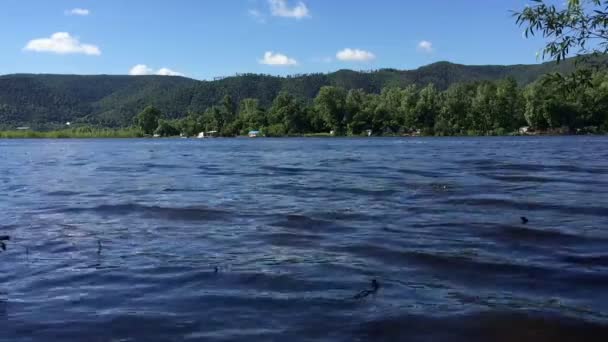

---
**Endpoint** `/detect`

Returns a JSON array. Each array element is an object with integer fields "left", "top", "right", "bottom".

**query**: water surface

[{"left": 1, "top": 137, "right": 608, "bottom": 341}]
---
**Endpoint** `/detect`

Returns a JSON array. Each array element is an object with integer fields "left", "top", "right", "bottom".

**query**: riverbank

[
  {"left": 0, "top": 129, "right": 605, "bottom": 139},
  {"left": 0, "top": 128, "right": 144, "bottom": 139}
]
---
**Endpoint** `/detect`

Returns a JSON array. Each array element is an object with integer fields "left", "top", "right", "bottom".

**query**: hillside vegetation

[{"left": 0, "top": 55, "right": 603, "bottom": 129}]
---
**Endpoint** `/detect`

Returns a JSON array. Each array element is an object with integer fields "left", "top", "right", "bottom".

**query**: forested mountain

[{"left": 0, "top": 55, "right": 605, "bottom": 128}]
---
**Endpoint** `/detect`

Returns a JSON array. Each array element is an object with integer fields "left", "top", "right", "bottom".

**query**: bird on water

[
  {"left": 353, "top": 279, "right": 380, "bottom": 299},
  {"left": 521, "top": 216, "right": 529, "bottom": 224}
]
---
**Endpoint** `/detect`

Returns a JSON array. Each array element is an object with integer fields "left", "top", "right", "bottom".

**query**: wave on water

[{"left": 61, "top": 203, "right": 230, "bottom": 221}]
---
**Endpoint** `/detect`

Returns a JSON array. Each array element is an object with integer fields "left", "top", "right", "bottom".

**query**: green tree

[
  {"left": 471, "top": 82, "right": 497, "bottom": 133},
  {"left": 154, "top": 119, "right": 180, "bottom": 137},
  {"left": 179, "top": 111, "right": 206, "bottom": 136},
  {"left": 495, "top": 77, "right": 524, "bottom": 131},
  {"left": 345, "top": 89, "right": 370, "bottom": 134},
  {"left": 523, "top": 81, "right": 550, "bottom": 129},
  {"left": 136, "top": 106, "right": 161, "bottom": 135},
  {"left": 238, "top": 98, "right": 267, "bottom": 132},
  {"left": 314, "top": 86, "right": 347, "bottom": 134},
  {"left": 400, "top": 85, "right": 419, "bottom": 131},
  {"left": 268, "top": 92, "right": 308, "bottom": 134},
  {"left": 588, "top": 71, "right": 608, "bottom": 128},
  {"left": 414, "top": 84, "right": 440, "bottom": 133},
  {"left": 306, "top": 107, "right": 328, "bottom": 133},
  {"left": 201, "top": 106, "right": 221, "bottom": 132},
  {"left": 437, "top": 83, "right": 473, "bottom": 135},
  {"left": 220, "top": 95, "right": 236, "bottom": 125},
  {"left": 375, "top": 87, "right": 404, "bottom": 133}
]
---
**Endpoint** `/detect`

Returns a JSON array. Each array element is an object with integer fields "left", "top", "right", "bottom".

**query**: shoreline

[{"left": 1, "top": 132, "right": 606, "bottom": 139}]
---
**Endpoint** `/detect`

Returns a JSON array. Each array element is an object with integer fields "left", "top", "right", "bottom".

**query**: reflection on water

[{"left": 1, "top": 137, "right": 608, "bottom": 341}]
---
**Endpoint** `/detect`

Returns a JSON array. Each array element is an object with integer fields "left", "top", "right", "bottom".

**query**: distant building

[
  {"left": 519, "top": 126, "right": 530, "bottom": 135},
  {"left": 248, "top": 130, "right": 260, "bottom": 138}
]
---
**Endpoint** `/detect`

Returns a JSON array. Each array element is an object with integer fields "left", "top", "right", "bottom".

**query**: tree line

[{"left": 136, "top": 70, "right": 608, "bottom": 137}]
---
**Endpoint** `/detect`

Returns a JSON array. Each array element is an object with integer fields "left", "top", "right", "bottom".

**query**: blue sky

[{"left": 0, "top": 0, "right": 548, "bottom": 80}]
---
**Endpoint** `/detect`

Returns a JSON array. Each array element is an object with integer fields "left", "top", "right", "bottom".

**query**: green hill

[{"left": 0, "top": 55, "right": 604, "bottom": 128}]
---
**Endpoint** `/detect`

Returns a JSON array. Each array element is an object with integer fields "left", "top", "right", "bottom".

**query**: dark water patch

[
  {"left": 406, "top": 205, "right": 453, "bottom": 215},
  {"left": 560, "top": 254, "right": 608, "bottom": 267},
  {"left": 411, "top": 182, "right": 463, "bottom": 197},
  {"left": 478, "top": 173, "right": 602, "bottom": 185},
  {"left": 319, "top": 156, "right": 361, "bottom": 164},
  {"left": 5, "top": 184, "right": 27, "bottom": 192},
  {"left": 259, "top": 165, "right": 311, "bottom": 175},
  {"left": 268, "top": 183, "right": 397, "bottom": 198},
  {"left": 337, "top": 244, "right": 418, "bottom": 267},
  {"left": 315, "top": 210, "right": 381, "bottom": 222},
  {"left": 230, "top": 272, "right": 351, "bottom": 294},
  {"left": 162, "top": 187, "right": 206, "bottom": 193},
  {"left": 142, "top": 162, "right": 185, "bottom": 170},
  {"left": 392, "top": 250, "right": 550, "bottom": 277},
  {"left": 444, "top": 197, "right": 608, "bottom": 217},
  {"left": 197, "top": 164, "right": 222, "bottom": 171},
  {"left": 95, "top": 165, "right": 139, "bottom": 172},
  {"left": 198, "top": 169, "right": 233, "bottom": 176},
  {"left": 404, "top": 251, "right": 608, "bottom": 289},
  {"left": 468, "top": 159, "right": 608, "bottom": 175},
  {"left": 263, "top": 232, "right": 322, "bottom": 247},
  {"left": 487, "top": 224, "right": 595, "bottom": 244},
  {"left": 46, "top": 190, "right": 80, "bottom": 197},
  {"left": 62, "top": 203, "right": 230, "bottom": 222},
  {"left": 340, "top": 244, "right": 608, "bottom": 289},
  {"left": 4, "top": 315, "right": 201, "bottom": 342},
  {"left": 41, "top": 239, "right": 79, "bottom": 254},
  {"left": 340, "top": 187, "right": 398, "bottom": 197},
  {"left": 355, "top": 311, "right": 608, "bottom": 342},
  {"left": 398, "top": 168, "right": 444, "bottom": 178},
  {"left": 270, "top": 214, "right": 353, "bottom": 233},
  {"left": 408, "top": 222, "right": 471, "bottom": 230}
]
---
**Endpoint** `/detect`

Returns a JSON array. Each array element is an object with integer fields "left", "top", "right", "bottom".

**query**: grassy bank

[{"left": 0, "top": 128, "right": 144, "bottom": 139}]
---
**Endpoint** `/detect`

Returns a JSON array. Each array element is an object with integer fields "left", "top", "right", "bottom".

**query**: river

[{"left": 1, "top": 137, "right": 607, "bottom": 341}]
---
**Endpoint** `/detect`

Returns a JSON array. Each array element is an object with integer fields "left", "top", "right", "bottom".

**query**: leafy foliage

[
  {"left": 160, "top": 70, "right": 608, "bottom": 136},
  {"left": 136, "top": 106, "right": 162, "bottom": 134},
  {"left": 515, "top": 0, "right": 608, "bottom": 62},
  {"left": 0, "top": 56, "right": 601, "bottom": 129}
]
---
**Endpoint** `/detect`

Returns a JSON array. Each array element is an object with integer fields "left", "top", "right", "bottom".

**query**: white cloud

[
  {"left": 66, "top": 8, "right": 90, "bottom": 16},
  {"left": 129, "top": 64, "right": 154, "bottom": 76},
  {"left": 259, "top": 51, "right": 298, "bottom": 66},
  {"left": 417, "top": 40, "right": 433, "bottom": 53},
  {"left": 336, "top": 48, "right": 375, "bottom": 62},
  {"left": 24, "top": 32, "right": 101, "bottom": 55},
  {"left": 269, "top": 0, "right": 310, "bottom": 19},
  {"left": 129, "top": 64, "right": 185, "bottom": 76},
  {"left": 156, "top": 68, "right": 185, "bottom": 76}
]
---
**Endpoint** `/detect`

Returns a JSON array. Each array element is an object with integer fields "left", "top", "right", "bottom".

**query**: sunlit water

[{"left": 1, "top": 137, "right": 608, "bottom": 341}]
